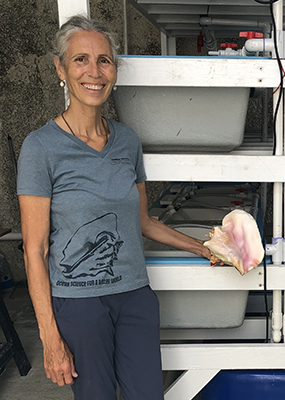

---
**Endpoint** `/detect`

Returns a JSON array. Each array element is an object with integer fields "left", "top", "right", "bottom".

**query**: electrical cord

[
  {"left": 269, "top": 3, "right": 284, "bottom": 156},
  {"left": 266, "top": 2, "right": 282, "bottom": 344}
]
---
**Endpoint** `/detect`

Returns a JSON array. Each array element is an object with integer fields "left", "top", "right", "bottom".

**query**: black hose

[
  {"left": 269, "top": 3, "right": 284, "bottom": 156},
  {"left": 255, "top": 0, "right": 283, "bottom": 343}
]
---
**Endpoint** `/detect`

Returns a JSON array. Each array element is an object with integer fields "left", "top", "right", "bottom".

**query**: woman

[{"left": 17, "top": 15, "right": 210, "bottom": 400}]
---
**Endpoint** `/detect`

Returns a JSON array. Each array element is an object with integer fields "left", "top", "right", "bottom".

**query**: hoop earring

[{"left": 60, "top": 80, "right": 65, "bottom": 88}]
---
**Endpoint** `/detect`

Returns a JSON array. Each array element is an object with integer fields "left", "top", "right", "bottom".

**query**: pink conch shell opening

[{"left": 203, "top": 209, "right": 264, "bottom": 275}]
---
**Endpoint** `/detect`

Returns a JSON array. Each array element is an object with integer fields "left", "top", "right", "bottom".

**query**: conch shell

[{"left": 203, "top": 209, "right": 264, "bottom": 275}]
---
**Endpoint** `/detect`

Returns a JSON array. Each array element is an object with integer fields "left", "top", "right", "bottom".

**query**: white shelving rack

[{"left": 57, "top": 1, "right": 285, "bottom": 398}]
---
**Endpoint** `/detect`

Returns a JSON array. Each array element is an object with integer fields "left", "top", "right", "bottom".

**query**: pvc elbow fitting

[{"left": 243, "top": 38, "right": 274, "bottom": 55}]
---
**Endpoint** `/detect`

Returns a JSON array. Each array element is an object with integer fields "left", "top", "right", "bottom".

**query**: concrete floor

[{"left": 0, "top": 286, "right": 73, "bottom": 400}]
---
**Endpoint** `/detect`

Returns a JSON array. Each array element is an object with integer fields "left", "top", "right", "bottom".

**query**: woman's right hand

[
  {"left": 18, "top": 195, "right": 78, "bottom": 386},
  {"left": 42, "top": 332, "right": 78, "bottom": 386}
]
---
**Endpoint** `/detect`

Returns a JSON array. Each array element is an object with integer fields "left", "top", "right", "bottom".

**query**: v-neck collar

[{"left": 50, "top": 118, "right": 115, "bottom": 158}]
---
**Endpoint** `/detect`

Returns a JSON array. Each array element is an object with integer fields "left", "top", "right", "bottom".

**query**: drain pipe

[{"left": 201, "top": 26, "right": 217, "bottom": 51}]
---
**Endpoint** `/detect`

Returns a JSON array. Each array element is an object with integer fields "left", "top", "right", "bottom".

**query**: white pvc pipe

[
  {"left": 272, "top": 184, "right": 283, "bottom": 264},
  {"left": 265, "top": 243, "right": 278, "bottom": 256},
  {"left": 272, "top": 290, "right": 283, "bottom": 343},
  {"left": 243, "top": 38, "right": 274, "bottom": 55},
  {"left": 272, "top": 0, "right": 284, "bottom": 343}
]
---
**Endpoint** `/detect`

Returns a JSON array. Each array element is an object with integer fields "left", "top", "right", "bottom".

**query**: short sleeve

[
  {"left": 135, "top": 139, "right": 147, "bottom": 183},
  {"left": 17, "top": 134, "right": 52, "bottom": 197}
]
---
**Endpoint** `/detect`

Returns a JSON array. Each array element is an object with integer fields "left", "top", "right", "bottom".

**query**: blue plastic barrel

[{"left": 200, "top": 370, "right": 285, "bottom": 400}]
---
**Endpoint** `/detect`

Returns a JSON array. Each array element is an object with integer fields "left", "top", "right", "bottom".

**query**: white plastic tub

[
  {"left": 113, "top": 83, "right": 250, "bottom": 152},
  {"left": 157, "top": 290, "right": 248, "bottom": 329},
  {"left": 144, "top": 225, "right": 249, "bottom": 328}
]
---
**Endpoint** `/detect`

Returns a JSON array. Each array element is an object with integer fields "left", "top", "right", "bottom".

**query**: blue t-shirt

[{"left": 17, "top": 119, "right": 149, "bottom": 298}]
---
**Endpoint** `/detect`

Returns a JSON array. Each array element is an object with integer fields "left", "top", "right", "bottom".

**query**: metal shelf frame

[{"left": 128, "top": 0, "right": 285, "bottom": 38}]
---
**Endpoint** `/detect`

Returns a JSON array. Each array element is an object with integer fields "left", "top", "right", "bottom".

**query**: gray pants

[{"left": 52, "top": 285, "right": 164, "bottom": 400}]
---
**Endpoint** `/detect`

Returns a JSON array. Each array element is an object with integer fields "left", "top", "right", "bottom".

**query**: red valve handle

[
  {"left": 239, "top": 31, "right": 264, "bottom": 39},
  {"left": 231, "top": 201, "right": 245, "bottom": 206},
  {"left": 220, "top": 43, "right": 238, "bottom": 49},
  {"left": 236, "top": 188, "right": 248, "bottom": 193},
  {"left": 197, "top": 31, "right": 203, "bottom": 53}
]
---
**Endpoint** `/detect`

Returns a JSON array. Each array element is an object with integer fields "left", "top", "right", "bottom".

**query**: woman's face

[{"left": 55, "top": 30, "right": 117, "bottom": 110}]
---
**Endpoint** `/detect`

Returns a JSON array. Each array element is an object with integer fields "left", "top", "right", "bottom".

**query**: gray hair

[{"left": 54, "top": 15, "right": 120, "bottom": 68}]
